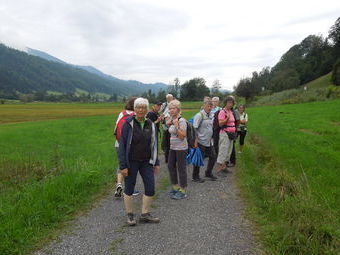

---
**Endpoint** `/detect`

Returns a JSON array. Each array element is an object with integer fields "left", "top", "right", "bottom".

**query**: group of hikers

[{"left": 113, "top": 94, "right": 248, "bottom": 226}]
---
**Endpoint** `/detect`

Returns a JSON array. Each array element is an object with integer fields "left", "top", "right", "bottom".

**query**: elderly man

[
  {"left": 119, "top": 98, "right": 160, "bottom": 226},
  {"left": 192, "top": 99, "right": 217, "bottom": 182}
]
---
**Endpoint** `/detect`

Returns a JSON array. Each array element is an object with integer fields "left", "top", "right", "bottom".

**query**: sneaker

[
  {"left": 127, "top": 213, "right": 136, "bottom": 226},
  {"left": 172, "top": 191, "right": 187, "bottom": 200},
  {"left": 205, "top": 174, "right": 217, "bottom": 181},
  {"left": 139, "top": 213, "right": 160, "bottom": 223},
  {"left": 114, "top": 184, "right": 123, "bottom": 198},
  {"left": 132, "top": 190, "right": 140, "bottom": 196},
  {"left": 169, "top": 189, "right": 178, "bottom": 196},
  {"left": 192, "top": 177, "right": 205, "bottom": 183}
]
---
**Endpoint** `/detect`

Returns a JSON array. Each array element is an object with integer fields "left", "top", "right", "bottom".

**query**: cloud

[{"left": 1, "top": 0, "right": 340, "bottom": 90}]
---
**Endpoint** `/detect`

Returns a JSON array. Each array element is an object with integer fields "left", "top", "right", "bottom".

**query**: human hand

[
  {"left": 172, "top": 118, "right": 179, "bottom": 128},
  {"left": 120, "top": 168, "right": 128, "bottom": 177},
  {"left": 153, "top": 165, "right": 160, "bottom": 175}
]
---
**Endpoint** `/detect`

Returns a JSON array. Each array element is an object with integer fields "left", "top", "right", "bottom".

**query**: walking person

[
  {"left": 237, "top": 104, "right": 248, "bottom": 153},
  {"left": 113, "top": 97, "right": 140, "bottom": 198},
  {"left": 216, "top": 96, "right": 237, "bottom": 174},
  {"left": 119, "top": 98, "right": 160, "bottom": 226},
  {"left": 166, "top": 100, "right": 188, "bottom": 199},
  {"left": 192, "top": 99, "right": 217, "bottom": 182}
]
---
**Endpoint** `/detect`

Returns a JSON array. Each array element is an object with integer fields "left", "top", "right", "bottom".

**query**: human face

[
  {"left": 169, "top": 106, "right": 180, "bottom": 117},
  {"left": 212, "top": 100, "right": 219, "bottom": 107},
  {"left": 225, "top": 101, "right": 234, "bottom": 110},
  {"left": 238, "top": 106, "right": 244, "bottom": 113},
  {"left": 134, "top": 105, "right": 148, "bottom": 119},
  {"left": 166, "top": 96, "right": 173, "bottom": 102},
  {"left": 154, "top": 104, "right": 161, "bottom": 112},
  {"left": 204, "top": 103, "right": 213, "bottom": 113}
]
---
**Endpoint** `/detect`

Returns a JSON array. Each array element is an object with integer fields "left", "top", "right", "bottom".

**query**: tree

[
  {"left": 328, "top": 17, "right": 340, "bottom": 58},
  {"left": 211, "top": 79, "right": 221, "bottom": 94},
  {"left": 332, "top": 59, "right": 340, "bottom": 85},
  {"left": 180, "top": 77, "right": 210, "bottom": 101}
]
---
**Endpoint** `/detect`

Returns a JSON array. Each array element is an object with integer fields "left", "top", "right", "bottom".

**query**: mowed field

[
  {"left": 237, "top": 99, "right": 340, "bottom": 254},
  {"left": 0, "top": 102, "right": 199, "bottom": 255}
]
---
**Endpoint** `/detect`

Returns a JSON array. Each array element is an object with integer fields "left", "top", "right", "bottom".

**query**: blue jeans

[{"left": 124, "top": 160, "right": 155, "bottom": 196}]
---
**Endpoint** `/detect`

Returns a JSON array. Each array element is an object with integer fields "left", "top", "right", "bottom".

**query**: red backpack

[{"left": 114, "top": 111, "right": 135, "bottom": 142}]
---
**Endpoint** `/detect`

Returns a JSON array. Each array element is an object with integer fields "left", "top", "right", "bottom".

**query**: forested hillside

[
  {"left": 0, "top": 44, "right": 167, "bottom": 100},
  {"left": 235, "top": 17, "right": 340, "bottom": 100}
]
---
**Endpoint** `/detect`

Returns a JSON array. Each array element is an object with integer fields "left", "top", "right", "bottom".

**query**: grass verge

[{"left": 236, "top": 100, "right": 340, "bottom": 254}]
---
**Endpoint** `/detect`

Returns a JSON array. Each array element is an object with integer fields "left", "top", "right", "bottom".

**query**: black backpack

[{"left": 179, "top": 117, "right": 196, "bottom": 148}]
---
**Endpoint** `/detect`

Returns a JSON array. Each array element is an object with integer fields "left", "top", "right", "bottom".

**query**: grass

[
  {"left": 0, "top": 101, "right": 200, "bottom": 255},
  {"left": 236, "top": 99, "right": 340, "bottom": 254},
  {"left": 0, "top": 102, "right": 122, "bottom": 124},
  {"left": 0, "top": 101, "right": 203, "bottom": 124},
  {"left": 250, "top": 72, "right": 340, "bottom": 106},
  {"left": 0, "top": 115, "right": 119, "bottom": 255}
]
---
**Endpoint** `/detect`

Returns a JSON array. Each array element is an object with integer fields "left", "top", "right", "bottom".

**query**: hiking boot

[
  {"left": 192, "top": 177, "right": 205, "bottom": 183},
  {"left": 114, "top": 184, "right": 123, "bottom": 198},
  {"left": 132, "top": 190, "right": 140, "bottom": 196},
  {"left": 222, "top": 168, "right": 232, "bottom": 174},
  {"left": 227, "top": 162, "right": 235, "bottom": 167},
  {"left": 216, "top": 170, "right": 228, "bottom": 177},
  {"left": 172, "top": 191, "right": 187, "bottom": 200},
  {"left": 205, "top": 174, "right": 217, "bottom": 181},
  {"left": 127, "top": 213, "right": 136, "bottom": 226},
  {"left": 139, "top": 213, "right": 160, "bottom": 223}
]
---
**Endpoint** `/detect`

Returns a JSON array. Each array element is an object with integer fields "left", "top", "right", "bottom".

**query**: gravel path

[{"left": 36, "top": 156, "right": 256, "bottom": 255}]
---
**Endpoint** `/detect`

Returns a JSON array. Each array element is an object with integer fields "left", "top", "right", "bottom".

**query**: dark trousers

[
  {"left": 168, "top": 149, "right": 187, "bottom": 188},
  {"left": 238, "top": 130, "right": 247, "bottom": 145},
  {"left": 213, "top": 129, "right": 219, "bottom": 155},
  {"left": 230, "top": 141, "right": 236, "bottom": 164},
  {"left": 124, "top": 160, "right": 155, "bottom": 196},
  {"left": 161, "top": 130, "right": 170, "bottom": 163},
  {"left": 193, "top": 143, "right": 216, "bottom": 178}
]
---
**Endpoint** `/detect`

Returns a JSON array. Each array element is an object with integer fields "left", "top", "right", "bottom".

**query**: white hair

[
  {"left": 166, "top": 94, "right": 173, "bottom": 99},
  {"left": 212, "top": 96, "right": 220, "bottom": 101},
  {"left": 134, "top": 97, "right": 149, "bottom": 110}
]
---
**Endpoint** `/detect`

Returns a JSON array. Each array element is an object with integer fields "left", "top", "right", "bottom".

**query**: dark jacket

[{"left": 119, "top": 116, "right": 159, "bottom": 170}]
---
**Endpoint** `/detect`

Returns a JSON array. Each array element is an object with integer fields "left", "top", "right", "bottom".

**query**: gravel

[{"left": 35, "top": 156, "right": 256, "bottom": 255}]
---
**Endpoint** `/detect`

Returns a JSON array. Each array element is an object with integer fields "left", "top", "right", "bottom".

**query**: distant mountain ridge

[
  {"left": 0, "top": 43, "right": 168, "bottom": 99},
  {"left": 24, "top": 47, "right": 168, "bottom": 94}
]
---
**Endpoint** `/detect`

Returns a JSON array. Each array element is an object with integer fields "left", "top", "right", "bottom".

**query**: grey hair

[
  {"left": 212, "top": 96, "right": 219, "bottom": 102},
  {"left": 134, "top": 97, "right": 149, "bottom": 110},
  {"left": 204, "top": 99, "right": 213, "bottom": 105},
  {"left": 166, "top": 94, "right": 173, "bottom": 99}
]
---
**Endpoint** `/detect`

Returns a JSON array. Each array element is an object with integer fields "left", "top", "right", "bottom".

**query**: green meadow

[
  {"left": 237, "top": 99, "right": 340, "bottom": 254},
  {"left": 1, "top": 100, "right": 339, "bottom": 255},
  {"left": 0, "top": 102, "right": 199, "bottom": 255}
]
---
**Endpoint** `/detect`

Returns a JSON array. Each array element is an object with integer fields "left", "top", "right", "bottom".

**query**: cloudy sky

[{"left": 1, "top": 0, "right": 339, "bottom": 90}]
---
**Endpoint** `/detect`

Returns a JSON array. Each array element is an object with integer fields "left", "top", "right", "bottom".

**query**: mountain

[{"left": 24, "top": 47, "right": 168, "bottom": 95}]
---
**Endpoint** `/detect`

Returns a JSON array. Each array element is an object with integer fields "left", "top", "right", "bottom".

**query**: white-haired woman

[
  {"left": 166, "top": 99, "right": 188, "bottom": 199},
  {"left": 119, "top": 98, "right": 160, "bottom": 226}
]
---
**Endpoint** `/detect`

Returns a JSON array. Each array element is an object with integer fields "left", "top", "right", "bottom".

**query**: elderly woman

[
  {"left": 216, "top": 96, "right": 237, "bottom": 174},
  {"left": 211, "top": 96, "right": 222, "bottom": 114},
  {"left": 119, "top": 98, "right": 160, "bottom": 226},
  {"left": 237, "top": 104, "right": 248, "bottom": 153},
  {"left": 166, "top": 99, "right": 188, "bottom": 200}
]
